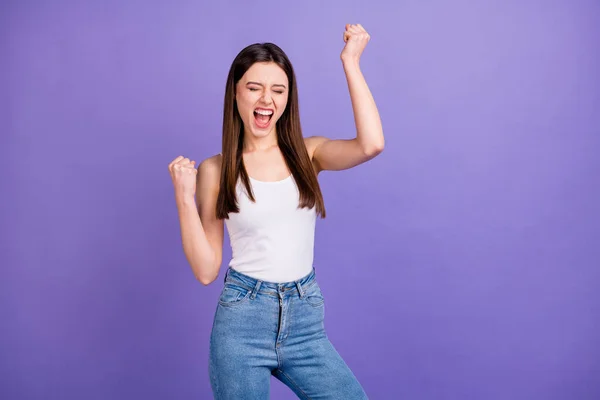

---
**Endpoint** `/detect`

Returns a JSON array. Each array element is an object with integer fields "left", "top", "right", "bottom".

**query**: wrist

[
  {"left": 341, "top": 55, "right": 360, "bottom": 69},
  {"left": 175, "top": 192, "right": 196, "bottom": 207}
]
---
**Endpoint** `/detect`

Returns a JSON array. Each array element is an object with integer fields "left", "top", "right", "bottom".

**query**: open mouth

[{"left": 253, "top": 108, "right": 273, "bottom": 129}]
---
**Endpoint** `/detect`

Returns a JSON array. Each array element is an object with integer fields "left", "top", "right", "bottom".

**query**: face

[{"left": 235, "top": 62, "right": 289, "bottom": 139}]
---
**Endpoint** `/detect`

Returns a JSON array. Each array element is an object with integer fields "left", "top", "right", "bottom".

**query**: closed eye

[{"left": 249, "top": 88, "right": 284, "bottom": 95}]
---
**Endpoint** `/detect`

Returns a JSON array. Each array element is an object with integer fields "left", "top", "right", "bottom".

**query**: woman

[{"left": 169, "top": 23, "right": 383, "bottom": 399}]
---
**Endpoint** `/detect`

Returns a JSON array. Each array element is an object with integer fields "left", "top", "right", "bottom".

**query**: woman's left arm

[{"left": 309, "top": 24, "right": 385, "bottom": 173}]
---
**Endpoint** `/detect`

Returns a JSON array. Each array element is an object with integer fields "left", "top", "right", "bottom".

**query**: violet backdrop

[{"left": 2, "top": 0, "right": 599, "bottom": 399}]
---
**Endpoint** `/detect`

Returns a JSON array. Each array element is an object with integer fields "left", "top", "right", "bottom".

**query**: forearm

[
  {"left": 176, "top": 195, "right": 218, "bottom": 283},
  {"left": 342, "top": 57, "right": 384, "bottom": 154}
]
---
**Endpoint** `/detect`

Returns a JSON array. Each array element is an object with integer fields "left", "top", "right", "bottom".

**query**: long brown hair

[{"left": 216, "top": 43, "right": 326, "bottom": 220}]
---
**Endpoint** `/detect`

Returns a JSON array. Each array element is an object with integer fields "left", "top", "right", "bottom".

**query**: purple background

[{"left": 2, "top": 1, "right": 599, "bottom": 399}]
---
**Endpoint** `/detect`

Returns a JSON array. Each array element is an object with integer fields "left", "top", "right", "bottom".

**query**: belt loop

[
  {"left": 223, "top": 268, "right": 229, "bottom": 283},
  {"left": 295, "top": 280, "right": 305, "bottom": 299},
  {"left": 250, "top": 280, "right": 262, "bottom": 299}
]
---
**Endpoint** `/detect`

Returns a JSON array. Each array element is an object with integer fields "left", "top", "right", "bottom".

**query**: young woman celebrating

[{"left": 169, "top": 23, "right": 384, "bottom": 399}]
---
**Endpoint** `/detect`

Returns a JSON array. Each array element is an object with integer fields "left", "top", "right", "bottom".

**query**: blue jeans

[{"left": 209, "top": 267, "right": 368, "bottom": 399}]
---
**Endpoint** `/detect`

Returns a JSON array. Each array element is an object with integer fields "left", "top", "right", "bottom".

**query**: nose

[{"left": 260, "top": 91, "right": 273, "bottom": 104}]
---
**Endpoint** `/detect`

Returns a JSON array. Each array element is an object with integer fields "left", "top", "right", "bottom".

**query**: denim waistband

[{"left": 224, "top": 267, "right": 317, "bottom": 297}]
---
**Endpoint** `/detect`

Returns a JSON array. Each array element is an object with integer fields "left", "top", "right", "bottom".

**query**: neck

[{"left": 243, "top": 129, "right": 278, "bottom": 152}]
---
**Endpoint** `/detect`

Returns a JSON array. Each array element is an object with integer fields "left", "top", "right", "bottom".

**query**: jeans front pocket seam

[
  {"left": 305, "top": 296, "right": 325, "bottom": 307},
  {"left": 304, "top": 285, "right": 325, "bottom": 307},
  {"left": 218, "top": 286, "right": 252, "bottom": 308}
]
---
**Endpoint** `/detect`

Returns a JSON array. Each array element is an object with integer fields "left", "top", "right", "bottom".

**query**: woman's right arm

[{"left": 174, "top": 155, "right": 224, "bottom": 285}]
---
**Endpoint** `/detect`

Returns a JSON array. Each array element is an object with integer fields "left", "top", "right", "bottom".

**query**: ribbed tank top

[{"left": 224, "top": 174, "right": 316, "bottom": 283}]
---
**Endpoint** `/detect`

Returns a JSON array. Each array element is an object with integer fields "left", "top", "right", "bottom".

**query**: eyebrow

[{"left": 246, "top": 81, "right": 287, "bottom": 89}]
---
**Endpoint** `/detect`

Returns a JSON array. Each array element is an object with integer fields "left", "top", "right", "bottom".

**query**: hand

[
  {"left": 168, "top": 156, "right": 197, "bottom": 201},
  {"left": 341, "top": 23, "right": 370, "bottom": 62}
]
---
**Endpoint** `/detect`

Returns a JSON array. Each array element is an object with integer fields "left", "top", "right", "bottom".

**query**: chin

[{"left": 250, "top": 126, "right": 276, "bottom": 137}]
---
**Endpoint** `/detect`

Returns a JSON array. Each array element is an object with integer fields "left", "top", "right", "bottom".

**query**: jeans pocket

[
  {"left": 218, "top": 284, "right": 251, "bottom": 307},
  {"left": 304, "top": 283, "right": 325, "bottom": 307}
]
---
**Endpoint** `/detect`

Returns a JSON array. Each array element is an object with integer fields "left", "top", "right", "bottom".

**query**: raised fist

[
  {"left": 168, "top": 156, "right": 197, "bottom": 200},
  {"left": 341, "top": 23, "right": 370, "bottom": 62}
]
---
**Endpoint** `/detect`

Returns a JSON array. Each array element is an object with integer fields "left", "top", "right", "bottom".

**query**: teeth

[{"left": 255, "top": 109, "right": 273, "bottom": 116}]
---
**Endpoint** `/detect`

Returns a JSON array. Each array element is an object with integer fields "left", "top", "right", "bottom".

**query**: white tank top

[{"left": 224, "top": 174, "right": 316, "bottom": 283}]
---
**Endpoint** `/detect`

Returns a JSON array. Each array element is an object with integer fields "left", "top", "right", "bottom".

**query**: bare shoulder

[
  {"left": 198, "top": 153, "right": 222, "bottom": 174},
  {"left": 304, "top": 136, "right": 329, "bottom": 173},
  {"left": 304, "top": 136, "right": 328, "bottom": 159},
  {"left": 196, "top": 154, "right": 222, "bottom": 206},
  {"left": 197, "top": 154, "right": 222, "bottom": 187}
]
